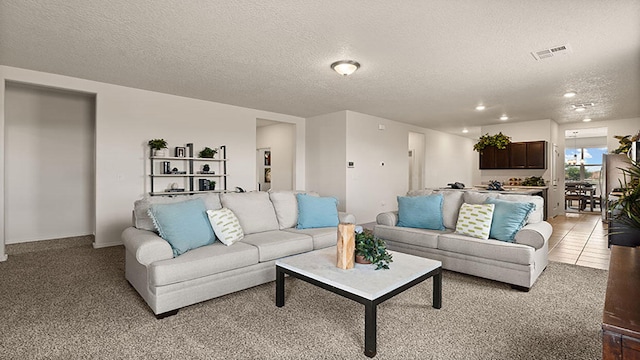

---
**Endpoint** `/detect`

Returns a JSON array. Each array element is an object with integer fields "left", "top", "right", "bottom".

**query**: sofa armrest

[
  {"left": 339, "top": 212, "right": 356, "bottom": 224},
  {"left": 376, "top": 211, "right": 399, "bottom": 227},
  {"left": 122, "top": 227, "right": 173, "bottom": 265},
  {"left": 514, "top": 221, "right": 553, "bottom": 250}
]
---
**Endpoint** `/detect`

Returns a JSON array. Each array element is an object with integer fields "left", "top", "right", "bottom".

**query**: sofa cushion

[
  {"left": 134, "top": 193, "right": 222, "bottom": 231},
  {"left": 462, "top": 191, "right": 500, "bottom": 205},
  {"left": 296, "top": 194, "right": 339, "bottom": 229},
  {"left": 454, "top": 203, "right": 495, "bottom": 240},
  {"left": 242, "top": 230, "right": 314, "bottom": 262},
  {"left": 373, "top": 225, "right": 443, "bottom": 249},
  {"left": 397, "top": 194, "right": 445, "bottom": 230},
  {"left": 438, "top": 191, "right": 465, "bottom": 230},
  {"left": 284, "top": 227, "right": 337, "bottom": 249},
  {"left": 485, "top": 198, "right": 535, "bottom": 242},
  {"left": 497, "top": 194, "right": 544, "bottom": 224},
  {"left": 206, "top": 208, "right": 244, "bottom": 246},
  {"left": 269, "top": 190, "right": 319, "bottom": 229},
  {"left": 438, "top": 232, "right": 535, "bottom": 265},
  {"left": 148, "top": 198, "right": 216, "bottom": 256},
  {"left": 220, "top": 192, "right": 280, "bottom": 235},
  {"left": 149, "top": 242, "right": 259, "bottom": 287}
]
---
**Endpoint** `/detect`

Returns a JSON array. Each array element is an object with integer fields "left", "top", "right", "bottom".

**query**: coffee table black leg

[
  {"left": 276, "top": 267, "right": 285, "bottom": 307},
  {"left": 433, "top": 271, "right": 442, "bottom": 309},
  {"left": 364, "top": 301, "right": 377, "bottom": 357}
]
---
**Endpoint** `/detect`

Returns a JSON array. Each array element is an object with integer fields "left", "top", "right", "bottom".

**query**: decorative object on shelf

[
  {"left": 148, "top": 139, "right": 168, "bottom": 156},
  {"left": 162, "top": 161, "right": 171, "bottom": 174},
  {"left": 175, "top": 147, "right": 186, "bottom": 158},
  {"left": 336, "top": 223, "right": 355, "bottom": 270},
  {"left": 473, "top": 132, "right": 511, "bottom": 152},
  {"left": 198, "top": 147, "right": 218, "bottom": 158},
  {"left": 265, "top": 168, "right": 271, "bottom": 183},
  {"left": 170, "top": 168, "right": 187, "bottom": 174},
  {"left": 355, "top": 228, "right": 393, "bottom": 270},
  {"left": 167, "top": 183, "right": 185, "bottom": 192},
  {"left": 521, "top": 176, "right": 546, "bottom": 186},
  {"left": 203, "top": 164, "right": 210, "bottom": 172},
  {"left": 612, "top": 131, "right": 640, "bottom": 155},
  {"left": 487, "top": 180, "right": 505, "bottom": 191},
  {"left": 198, "top": 179, "right": 216, "bottom": 191}
]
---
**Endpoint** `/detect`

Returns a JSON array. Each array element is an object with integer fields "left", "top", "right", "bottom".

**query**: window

[{"left": 565, "top": 147, "right": 606, "bottom": 185}]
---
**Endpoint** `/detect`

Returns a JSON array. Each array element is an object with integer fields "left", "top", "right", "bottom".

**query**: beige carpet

[{"left": 0, "top": 237, "right": 607, "bottom": 359}]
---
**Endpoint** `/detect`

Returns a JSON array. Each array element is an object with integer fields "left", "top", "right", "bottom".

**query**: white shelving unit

[{"left": 149, "top": 143, "right": 227, "bottom": 196}]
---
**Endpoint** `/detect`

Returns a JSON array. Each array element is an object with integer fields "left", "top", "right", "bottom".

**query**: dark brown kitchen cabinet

[
  {"left": 479, "top": 146, "right": 509, "bottom": 169},
  {"left": 479, "top": 140, "right": 546, "bottom": 169}
]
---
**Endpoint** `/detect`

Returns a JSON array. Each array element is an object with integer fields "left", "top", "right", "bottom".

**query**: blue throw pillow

[
  {"left": 397, "top": 194, "right": 445, "bottom": 230},
  {"left": 296, "top": 193, "right": 339, "bottom": 229},
  {"left": 148, "top": 198, "right": 216, "bottom": 256},
  {"left": 485, "top": 197, "right": 535, "bottom": 242}
]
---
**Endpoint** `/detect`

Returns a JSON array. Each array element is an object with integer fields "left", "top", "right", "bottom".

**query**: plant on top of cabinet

[
  {"left": 473, "top": 132, "right": 511, "bottom": 152},
  {"left": 198, "top": 147, "right": 218, "bottom": 158},
  {"left": 612, "top": 131, "right": 639, "bottom": 155},
  {"left": 148, "top": 139, "right": 168, "bottom": 156}
]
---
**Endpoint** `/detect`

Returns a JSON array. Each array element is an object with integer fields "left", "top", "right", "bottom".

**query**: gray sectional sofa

[
  {"left": 122, "top": 190, "right": 354, "bottom": 318},
  {"left": 374, "top": 189, "right": 552, "bottom": 290}
]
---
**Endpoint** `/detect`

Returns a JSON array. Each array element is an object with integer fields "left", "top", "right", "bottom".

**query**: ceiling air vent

[{"left": 531, "top": 43, "right": 573, "bottom": 61}]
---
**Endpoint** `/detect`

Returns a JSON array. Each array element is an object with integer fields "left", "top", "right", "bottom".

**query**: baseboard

[
  {"left": 0, "top": 254, "right": 7, "bottom": 262},
  {"left": 93, "top": 240, "right": 123, "bottom": 249}
]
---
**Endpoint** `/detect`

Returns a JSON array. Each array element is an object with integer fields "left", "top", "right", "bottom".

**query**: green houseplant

[
  {"left": 198, "top": 147, "right": 218, "bottom": 158},
  {"left": 148, "top": 139, "right": 168, "bottom": 156},
  {"left": 609, "top": 159, "right": 640, "bottom": 233},
  {"left": 355, "top": 229, "right": 393, "bottom": 270},
  {"left": 473, "top": 132, "right": 511, "bottom": 152},
  {"left": 612, "top": 131, "right": 639, "bottom": 155}
]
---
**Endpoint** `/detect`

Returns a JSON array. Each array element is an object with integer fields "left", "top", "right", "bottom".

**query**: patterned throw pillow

[
  {"left": 206, "top": 208, "right": 244, "bottom": 246},
  {"left": 455, "top": 203, "right": 495, "bottom": 240}
]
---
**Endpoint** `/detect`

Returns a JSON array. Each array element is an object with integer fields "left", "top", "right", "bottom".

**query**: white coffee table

[{"left": 275, "top": 246, "right": 442, "bottom": 358}]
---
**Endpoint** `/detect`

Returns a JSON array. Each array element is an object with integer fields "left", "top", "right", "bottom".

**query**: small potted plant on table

[
  {"left": 355, "top": 229, "right": 393, "bottom": 270},
  {"left": 198, "top": 147, "right": 218, "bottom": 158}
]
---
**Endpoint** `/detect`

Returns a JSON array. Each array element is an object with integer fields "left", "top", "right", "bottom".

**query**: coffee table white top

[{"left": 276, "top": 246, "right": 442, "bottom": 301}]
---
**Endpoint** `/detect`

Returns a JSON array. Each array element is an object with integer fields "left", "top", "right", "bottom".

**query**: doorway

[
  {"left": 4, "top": 82, "right": 95, "bottom": 244},
  {"left": 408, "top": 132, "right": 425, "bottom": 191},
  {"left": 256, "top": 120, "right": 295, "bottom": 191}
]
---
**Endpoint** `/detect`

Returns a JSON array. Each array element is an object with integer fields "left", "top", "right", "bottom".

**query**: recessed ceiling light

[
  {"left": 462, "top": 128, "right": 469, "bottom": 133},
  {"left": 500, "top": 115, "right": 509, "bottom": 121},
  {"left": 563, "top": 91, "right": 577, "bottom": 98},
  {"left": 583, "top": 118, "right": 592, "bottom": 122},
  {"left": 331, "top": 60, "right": 360, "bottom": 76},
  {"left": 475, "top": 105, "right": 486, "bottom": 111},
  {"left": 575, "top": 107, "right": 586, "bottom": 112}
]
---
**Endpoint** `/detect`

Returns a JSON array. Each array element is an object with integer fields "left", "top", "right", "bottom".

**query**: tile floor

[{"left": 547, "top": 212, "right": 610, "bottom": 270}]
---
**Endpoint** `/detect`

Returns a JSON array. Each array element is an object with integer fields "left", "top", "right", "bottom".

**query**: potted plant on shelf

[
  {"left": 473, "top": 132, "right": 511, "bottom": 152},
  {"left": 355, "top": 229, "right": 393, "bottom": 270},
  {"left": 198, "top": 147, "right": 218, "bottom": 158},
  {"left": 148, "top": 139, "right": 168, "bottom": 157},
  {"left": 609, "top": 159, "right": 640, "bottom": 246}
]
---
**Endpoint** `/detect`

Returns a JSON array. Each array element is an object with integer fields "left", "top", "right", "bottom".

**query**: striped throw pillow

[
  {"left": 206, "top": 208, "right": 244, "bottom": 246},
  {"left": 454, "top": 203, "right": 495, "bottom": 240}
]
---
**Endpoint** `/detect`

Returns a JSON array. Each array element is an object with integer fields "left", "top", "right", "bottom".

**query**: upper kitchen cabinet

[{"left": 480, "top": 140, "right": 546, "bottom": 169}]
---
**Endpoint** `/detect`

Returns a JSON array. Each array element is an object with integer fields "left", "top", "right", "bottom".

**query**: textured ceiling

[{"left": 1, "top": 1, "right": 639, "bottom": 138}]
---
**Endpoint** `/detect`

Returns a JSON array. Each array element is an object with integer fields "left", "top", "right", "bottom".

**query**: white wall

[
  {"left": 5, "top": 83, "right": 95, "bottom": 243},
  {"left": 305, "top": 111, "right": 347, "bottom": 209},
  {"left": 408, "top": 132, "right": 425, "bottom": 190},
  {"left": 256, "top": 122, "right": 295, "bottom": 191},
  {"left": 559, "top": 118, "right": 640, "bottom": 152},
  {"left": 423, "top": 128, "right": 476, "bottom": 189},
  {"left": 0, "top": 66, "right": 306, "bottom": 255}
]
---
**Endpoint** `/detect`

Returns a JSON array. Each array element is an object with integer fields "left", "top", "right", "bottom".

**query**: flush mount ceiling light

[
  {"left": 500, "top": 115, "right": 509, "bottom": 121},
  {"left": 563, "top": 91, "right": 577, "bottom": 98},
  {"left": 331, "top": 60, "right": 360, "bottom": 76},
  {"left": 475, "top": 105, "right": 486, "bottom": 111},
  {"left": 574, "top": 107, "right": 586, "bottom": 112}
]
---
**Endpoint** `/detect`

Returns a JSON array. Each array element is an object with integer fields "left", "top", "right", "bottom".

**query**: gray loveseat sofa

[
  {"left": 122, "top": 190, "right": 355, "bottom": 318},
  {"left": 374, "top": 189, "right": 552, "bottom": 290}
]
